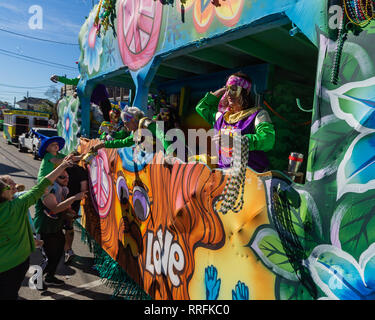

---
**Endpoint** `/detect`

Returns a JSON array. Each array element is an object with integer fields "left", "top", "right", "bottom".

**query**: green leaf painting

[
  {"left": 276, "top": 278, "right": 315, "bottom": 300},
  {"left": 249, "top": 227, "right": 298, "bottom": 281}
]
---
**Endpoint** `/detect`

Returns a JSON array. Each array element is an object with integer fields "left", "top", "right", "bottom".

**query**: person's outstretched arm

[
  {"left": 50, "top": 75, "right": 79, "bottom": 86},
  {"left": 16, "top": 159, "right": 74, "bottom": 209},
  {"left": 43, "top": 191, "right": 87, "bottom": 215}
]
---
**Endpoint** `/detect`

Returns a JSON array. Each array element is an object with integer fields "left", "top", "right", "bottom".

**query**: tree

[{"left": 44, "top": 85, "right": 60, "bottom": 103}]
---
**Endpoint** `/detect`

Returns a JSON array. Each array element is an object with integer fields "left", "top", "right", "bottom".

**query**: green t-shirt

[
  {"left": 0, "top": 177, "right": 51, "bottom": 272},
  {"left": 37, "top": 152, "right": 65, "bottom": 183}
]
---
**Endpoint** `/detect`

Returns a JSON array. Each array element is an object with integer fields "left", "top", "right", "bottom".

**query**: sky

[{"left": 0, "top": 0, "right": 94, "bottom": 105}]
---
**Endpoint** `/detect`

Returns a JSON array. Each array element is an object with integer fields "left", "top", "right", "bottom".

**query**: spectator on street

[
  {"left": 0, "top": 159, "right": 74, "bottom": 300},
  {"left": 37, "top": 136, "right": 83, "bottom": 183},
  {"left": 37, "top": 136, "right": 86, "bottom": 266},
  {"left": 64, "top": 156, "right": 88, "bottom": 264},
  {"left": 33, "top": 170, "right": 87, "bottom": 287},
  {"left": 0, "top": 176, "right": 43, "bottom": 249}
]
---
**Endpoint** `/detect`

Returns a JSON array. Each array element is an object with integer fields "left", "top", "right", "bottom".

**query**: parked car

[{"left": 18, "top": 127, "right": 58, "bottom": 160}]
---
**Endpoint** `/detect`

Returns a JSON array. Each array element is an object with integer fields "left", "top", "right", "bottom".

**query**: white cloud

[{"left": 0, "top": 3, "right": 24, "bottom": 14}]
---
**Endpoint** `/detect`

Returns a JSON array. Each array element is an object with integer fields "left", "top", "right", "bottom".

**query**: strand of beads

[
  {"left": 344, "top": 0, "right": 373, "bottom": 26},
  {"left": 214, "top": 134, "right": 249, "bottom": 215},
  {"left": 331, "top": 5, "right": 347, "bottom": 85}
]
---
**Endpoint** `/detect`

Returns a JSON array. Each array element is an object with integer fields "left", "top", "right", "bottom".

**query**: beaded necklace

[
  {"left": 214, "top": 135, "right": 249, "bottom": 215},
  {"left": 344, "top": 0, "right": 373, "bottom": 26}
]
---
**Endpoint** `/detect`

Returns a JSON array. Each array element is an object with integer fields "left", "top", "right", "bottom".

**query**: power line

[
  {"left": 0, "top": 90, "right": 51, "bottom": 94},
  {"left": 0, "top": 27, "right": 80, "bottom": 46},
  {"left": 0, "top": 48, "right": 77, "bottom": 71},
  {"left": 0, "top": 48, "right": 77, "bottom": 70},
  {"left": 0, "top": 84, "right": 55, "bottom": 89},
  {"left": 0, "top": 50, "right": 76, "bottom": 71}
]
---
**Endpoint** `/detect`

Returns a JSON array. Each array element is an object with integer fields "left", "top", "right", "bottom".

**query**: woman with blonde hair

[{"left": 0, "top": 159, "right": 74, "bottom": 300}]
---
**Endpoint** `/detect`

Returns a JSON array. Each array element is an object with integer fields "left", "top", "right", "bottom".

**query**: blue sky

[{"left": 0, "top": 0, "right": 93, "bottom": 104}]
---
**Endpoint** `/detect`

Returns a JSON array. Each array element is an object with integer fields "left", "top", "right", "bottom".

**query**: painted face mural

[
  {"left": 79, "top": 139, "right": 279, "bottom": 300},
  {"left": 177, "top": 0, "right": 244, "bottom": 33}
]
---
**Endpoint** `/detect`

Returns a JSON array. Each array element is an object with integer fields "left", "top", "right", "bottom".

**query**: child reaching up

[{"left": 37, "top": 136, "right": 83, "bottom": 183}]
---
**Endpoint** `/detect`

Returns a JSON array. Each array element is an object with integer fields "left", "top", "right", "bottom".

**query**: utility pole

[
  {"left": 64, "top": 74, "right": 67, "bottom": 97},
  {"left": 14, "top": 96, "right": 16, "bottom": 108},
  {"left": 27, "top": 91, "right": 29, "bottom": 110}
]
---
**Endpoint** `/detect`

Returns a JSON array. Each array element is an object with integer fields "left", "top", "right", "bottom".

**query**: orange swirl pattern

[{"left": 138, "top": 152, "right": 226, "bottom": 299}]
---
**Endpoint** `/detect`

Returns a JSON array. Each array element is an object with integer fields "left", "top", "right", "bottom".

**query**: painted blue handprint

[
  {"left": 205, "top": 265, "right": 221, "bottom": 300},
  {"left": 232, "top": 281, "right": 250, "bottom": 300}
]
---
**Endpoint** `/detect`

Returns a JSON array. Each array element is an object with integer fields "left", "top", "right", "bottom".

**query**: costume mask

[{"left": 218, "top": 76, "right": 252, "bottom": 112}]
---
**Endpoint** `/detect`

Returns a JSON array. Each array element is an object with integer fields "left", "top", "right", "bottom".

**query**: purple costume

[
  {"left": 214, "top": 110, "right": 270, "bottom": 172},
  {"left": 90, "top": 84, "right": 109, "bottom": 105}
]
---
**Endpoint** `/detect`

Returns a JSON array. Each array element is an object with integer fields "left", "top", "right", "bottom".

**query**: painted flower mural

[
  {"left": 57, "top": 96, "right": 80, "bottom": 155},
  {"left": 326, "top": 77, "right": 375, "bottom": 200},
  {"left": 88, "top": 149, "right": 113, "bottom": 218},
  {"left": 304, "top": 244, "right": 375, "bottom": 300},
  {"left": 81, "top": 6, "right": 103, "bottom": 75},
  {"left": 177, "top": 0, "right": 244, "bottom": 33},
  {"left": 117, "top": 0, "right": 163, "bottom": 71}
]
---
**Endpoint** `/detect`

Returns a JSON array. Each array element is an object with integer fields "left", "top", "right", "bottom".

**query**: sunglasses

[
  {"left": 123, "top": 114, "right": 134, "bottom": 122},
  {"left": 226, "top": 85, "right": 242, "bottom": 97},
  {"left": 1, "top": 185, "right": 11, "bottom": 192},
  {"left": 58, "top": 175, "right": 69, "bottom": 180}
]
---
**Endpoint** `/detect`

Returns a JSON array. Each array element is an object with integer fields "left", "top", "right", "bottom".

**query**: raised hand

[
  {"left": 232, "top": 281, "right": 249, "bottom": 300},
  {"left": 74, "top": 191, "right": 87, "bottom": 201},
  {"left": 61, "top": 159, "right": 74, "bottom": 168},
  {"left": 50, "top": 75, "right": 59, "bottom": 83},
  {"left": 211, "top": 87, "right": 226, "bottom": 98},
  {"left": 205, "top": 265, "right": 221, "bottom": 300}
]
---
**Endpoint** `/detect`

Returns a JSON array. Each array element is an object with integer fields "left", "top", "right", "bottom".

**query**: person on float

[
  {"left": 50, "top": 74, "right": 112, "bottom": 122},
  {"left": 98, "top": 104, "right": 125, "bottom": 141},
  {"left": 90, "top": 106, "right": 171, "bottom": 154},
  {"left": 195, "top": 71, "right": 275, "bottom": 172},
  {"left": 0, "top": 159, "right": 74, "bottom": 299}
]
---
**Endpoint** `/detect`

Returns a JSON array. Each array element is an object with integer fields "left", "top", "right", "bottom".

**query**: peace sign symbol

[
  {"left": 117, "top": 0, "right": 163, "bottom": 70},
  {"left": 88, "top": 149, "right": 113, "bottom": 218}
]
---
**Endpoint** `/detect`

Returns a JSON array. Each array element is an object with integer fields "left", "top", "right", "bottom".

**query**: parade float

[{"left": 56, "top": 0, "right": 375, "bottom": 300}]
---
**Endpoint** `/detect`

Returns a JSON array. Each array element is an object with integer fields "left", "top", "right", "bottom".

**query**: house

[{"left": 16, "top": 97, "right": 54, "bottom": 114}]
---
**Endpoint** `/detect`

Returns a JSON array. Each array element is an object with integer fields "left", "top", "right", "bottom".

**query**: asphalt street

[{"left": 0, "top": 137, "right": 114, "bottom": 300}]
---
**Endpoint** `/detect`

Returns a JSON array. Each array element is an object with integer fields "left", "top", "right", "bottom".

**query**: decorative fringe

[{"left": 75, "top": 221, "right": 151, "bottom": 300}]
